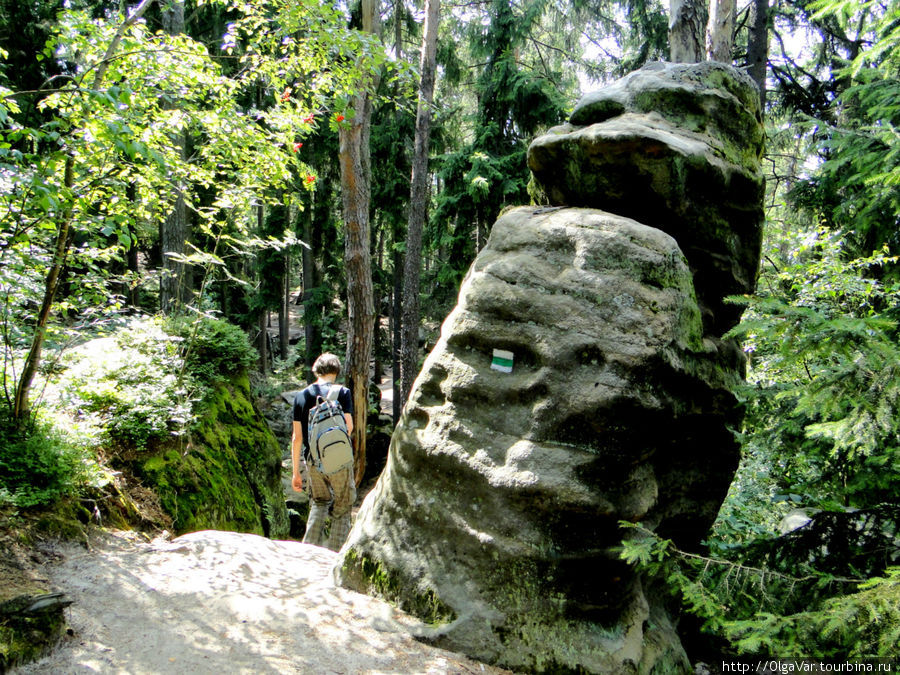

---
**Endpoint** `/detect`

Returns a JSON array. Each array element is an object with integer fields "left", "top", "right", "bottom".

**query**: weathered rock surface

[
  {"left": 337, "top": 207, "right": 744, "bottom": 672},
  {"left": 337, "top": 62, "right": 762, "bottom": 673},
  {"left": 528, "top": 61, "right": 765, "bottom": 335}
]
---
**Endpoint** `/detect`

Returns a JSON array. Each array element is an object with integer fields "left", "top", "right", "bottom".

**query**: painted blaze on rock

[{"left": 336, "top": 62, "right": 763, "bottom": 674}]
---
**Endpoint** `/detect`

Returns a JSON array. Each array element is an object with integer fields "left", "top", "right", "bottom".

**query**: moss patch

[
  {"left": 134, "top": 375, "right": 289, "bottom": 538},
  {"left": 340, "top": 548, "right": 457, "bottom": 626},
  {"left": 0, "top": 505, "right": 82, "bottom": 672},
  {"left": 0, "top": 607, "right": 66, "bottom": 673}
]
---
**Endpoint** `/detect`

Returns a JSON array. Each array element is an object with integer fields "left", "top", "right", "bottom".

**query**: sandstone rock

[
  {"left": 528, "top": 61, "right": 765, "bottom": 335},
  {"left": 336, "top": 61, "right": 764, "bottom": 673},
  {"left": 336, "top": 207, "right": 744, "bottom": 673}
]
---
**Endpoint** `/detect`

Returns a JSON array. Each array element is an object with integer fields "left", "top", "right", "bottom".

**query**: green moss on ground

[
  {"left": 0, "top": 504, "right": 86, "bottom": 673},
  {"left": 0, "top": 609, "right": 66, "bottom": 673}
]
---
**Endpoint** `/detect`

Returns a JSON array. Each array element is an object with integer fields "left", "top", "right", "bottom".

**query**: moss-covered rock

[
  {"left": 136, "top": 374, "right": 289, "bottom": 538},
  {"left": 0, "top": 505, "right": 83, "bottom": 673},
  {"left": 338, "top": 63, "right": 764, "bottom": 673}
]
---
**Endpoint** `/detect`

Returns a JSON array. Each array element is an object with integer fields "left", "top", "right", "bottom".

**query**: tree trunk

[
  {"left": 706, "top": 0, "right": 735, "bottom": 62},
  {"left": 159, "top": 0, "right": 189, "bottom": 315},
  {"left": 280, "top": 248, "right": 290, "bottom": 360},
  {"left": 747, "top": 0, "right": 768, "bottom": 109},
  {"left": 390, "top": 10, "right": 405, "bottom": 428},
  {"left": 340, "top": 102, "right": 375, "bottom": 483},
  {"left": 391, "top": 248, "right": 402, "bottom": 425},
  {"left": 127, "top": 232, "right": 139, "bottom": 308},
  {"left": 255, "top": 201, "right": 269, "bottom": 374},
  {"left": 301, "top": 195, "right": 322, "bottom": 375},
  {"left": 372, "top": 225, "right": 384, "bottom": 386},
  {"left": 669, "top": 0, "right": 707, "bottom": 63},
  {"left": 13, "top": 160, "right": 74, "bottom": 421},
  {"left": 339, "top": 0, "right": 381, "bottom": 485},
  {"left": 399, "top": 0, "right": 441, "bottom": 409},
  {"left": 258, "top": 310, "right": 269, "bottom": 374},
  {"left": 12, "top": 0, "right": 154, "bottom": 423}
]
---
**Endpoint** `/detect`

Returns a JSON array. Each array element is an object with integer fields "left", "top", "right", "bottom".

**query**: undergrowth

[
  {"left": 0, "top": 314, "right": 259, "bottom": 509},
  {"left": 621, "top": 523, "right": 900, "bottom": 658}
]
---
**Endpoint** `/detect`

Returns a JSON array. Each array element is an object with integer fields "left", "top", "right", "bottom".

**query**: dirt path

[{"left": 13, "top": 529, "right": 511, "bottom": 675}]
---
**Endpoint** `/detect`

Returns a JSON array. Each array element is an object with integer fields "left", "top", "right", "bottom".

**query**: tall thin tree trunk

[
  {"left": 399, "top": 0, "right": 441, "bottom": 409},
  {"left": 259, "top": 311, "right": 269, "bottom": 374},
  {"left": 301, "top": 196, "right": 321, "bottom": 375},
  {"left": 340, "top": 102, "right": 375, "bottom": 483},
  {"left": 340, "top": 0, "right": 381, "bottom": 485},
  {"left": 669, "top": 0, "right": 707, "bottom": 63},
  {"left": 391, "top": 1, "right": 405, "bottom": 427},
  {"left": 126, "top": 184, "right": 140, "bottom": 309},
  {"left": 706, "top": 0, "right": 735, "bottom": 62},
  {"left": 391, "top": 248, "right": 402, "bottom": 424},
  {"left": 747, "top": 0, "right": 769, "bottom": 109},
  {"left": 160, "top": 0, "right": 189, "bottom": 315},
  {"left": 280, "top": 248, "right": 290, "bottom": 360},
  {"left": 14, "top": 161, "right": 74, "bottom": 421}
]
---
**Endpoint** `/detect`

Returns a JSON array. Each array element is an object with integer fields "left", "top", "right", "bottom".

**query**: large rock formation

[{"left": 336, "top": 62, "right": 764, "bottom": 673}]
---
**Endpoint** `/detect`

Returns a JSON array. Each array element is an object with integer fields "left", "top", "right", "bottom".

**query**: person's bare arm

[
  {"left": 291, "top": 420, "right": 303, "bottom": 491},
  {"left": 344, "top": 413, "right": 354, "bottom": 435}
]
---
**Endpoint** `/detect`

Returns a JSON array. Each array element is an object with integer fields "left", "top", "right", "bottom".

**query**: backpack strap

[{"left": 325, "top": 383, "right": 342, "bottom": 402}]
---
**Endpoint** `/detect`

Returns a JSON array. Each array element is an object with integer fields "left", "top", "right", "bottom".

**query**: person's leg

[
  {"left": 303, "top": 503, "right": 329, "bottom": 546},
  {"left": 302, "top": 463, "right": 332, "bottom": 547},
  {"left": 325, "top": 466, "right": 356, "bottom": 551}
]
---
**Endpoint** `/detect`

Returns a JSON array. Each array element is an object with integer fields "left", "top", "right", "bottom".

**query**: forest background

[{"left": 1, "top": 0, "right": 898, "bottom": 661}]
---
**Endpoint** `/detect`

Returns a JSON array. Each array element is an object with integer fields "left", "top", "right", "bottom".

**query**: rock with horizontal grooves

[
  {"left": 337, "top": 207, "right": 744, "bottom": 673},
  {"left": 336, "top": 62, "right": 763, "bottom": 673}
]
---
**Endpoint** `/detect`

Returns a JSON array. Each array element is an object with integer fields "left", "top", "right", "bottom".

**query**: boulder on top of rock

[{"left": 528, "top": 61, "right": 765, "bottom": 335}]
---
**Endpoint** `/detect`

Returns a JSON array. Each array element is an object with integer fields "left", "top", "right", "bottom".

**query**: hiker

[{"left": 291, "top": 353, "right": 356, "bottom": 551}]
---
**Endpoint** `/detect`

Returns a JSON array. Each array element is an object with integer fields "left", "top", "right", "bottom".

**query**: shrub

[
  {"left": 58, "top": 318, "right": 192, "bottom": 450},
  {"left": 56, "top": 316, "right": 256, "bottom": 451},
  {"left": 0, "top": 413, "right": 85, "bottom": 508},
  {"left": 163, "top": 315, "right": 258, "bottom": 383}
]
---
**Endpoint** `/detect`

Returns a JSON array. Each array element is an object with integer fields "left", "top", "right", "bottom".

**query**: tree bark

[
  {"left": 399, "top": 0, "right": 441, "bottom": 410},
  {"left": 669, "top": 0, "right": 707, "bottom": 63},
  {"left": 301, "top": 199, "right": 321, "bottom": 376},
  {"left": 159, "top": 0, "right": 189, "bottom": 315},
  {"left": 338, "top": 0, "right": 381, "bottom": 484},
  {"left": 391, "top": 248, "right": 402, "bottom": 425},
  {"left": 258, "top": 310, "right": 269, "bottom": 374},
  {"left": 390, "top": 8, "right": 405, "bottom": 427},
  {"left": 280, "top": 247, "right": 290, "bottom": 360},
  {"left": 706, "top": 0, "right": 735, "bottom": 62},
  {"left": 747, "top": 0, "right": 769, "bottom": 109},
  {"left": 340, "top": 100, "right": 375, "bottom": 483},
  {"left": 255, "top": 201, "right": 268, "bottom": 374}
]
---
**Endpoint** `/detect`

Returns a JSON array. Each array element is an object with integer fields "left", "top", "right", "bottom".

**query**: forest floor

[{"left": 9, "top": 527, "right": 512, "bottom": 674}]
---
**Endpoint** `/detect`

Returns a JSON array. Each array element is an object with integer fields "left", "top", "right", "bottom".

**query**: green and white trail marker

[{"left": 491, "top": 349, "right": 514, "bottom": 373}]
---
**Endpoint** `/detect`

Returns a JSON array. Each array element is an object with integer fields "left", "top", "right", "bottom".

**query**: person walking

[{"left": 291, "top": 353, "right": 356, "bottom": 551}]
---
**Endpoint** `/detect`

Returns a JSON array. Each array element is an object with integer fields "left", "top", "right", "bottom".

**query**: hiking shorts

[{"left": 304, "top": 461, "right": 356, "bottom": 517}]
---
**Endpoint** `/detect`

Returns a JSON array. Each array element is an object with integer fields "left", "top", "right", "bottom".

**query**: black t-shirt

[{"left": 292, "top": 382, "right": 353, "bottom": 454}]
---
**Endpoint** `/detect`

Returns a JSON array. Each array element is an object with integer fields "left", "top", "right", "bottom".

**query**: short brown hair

[{"left": 312, "top": 353, "right": 341, "bottom": 377}]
